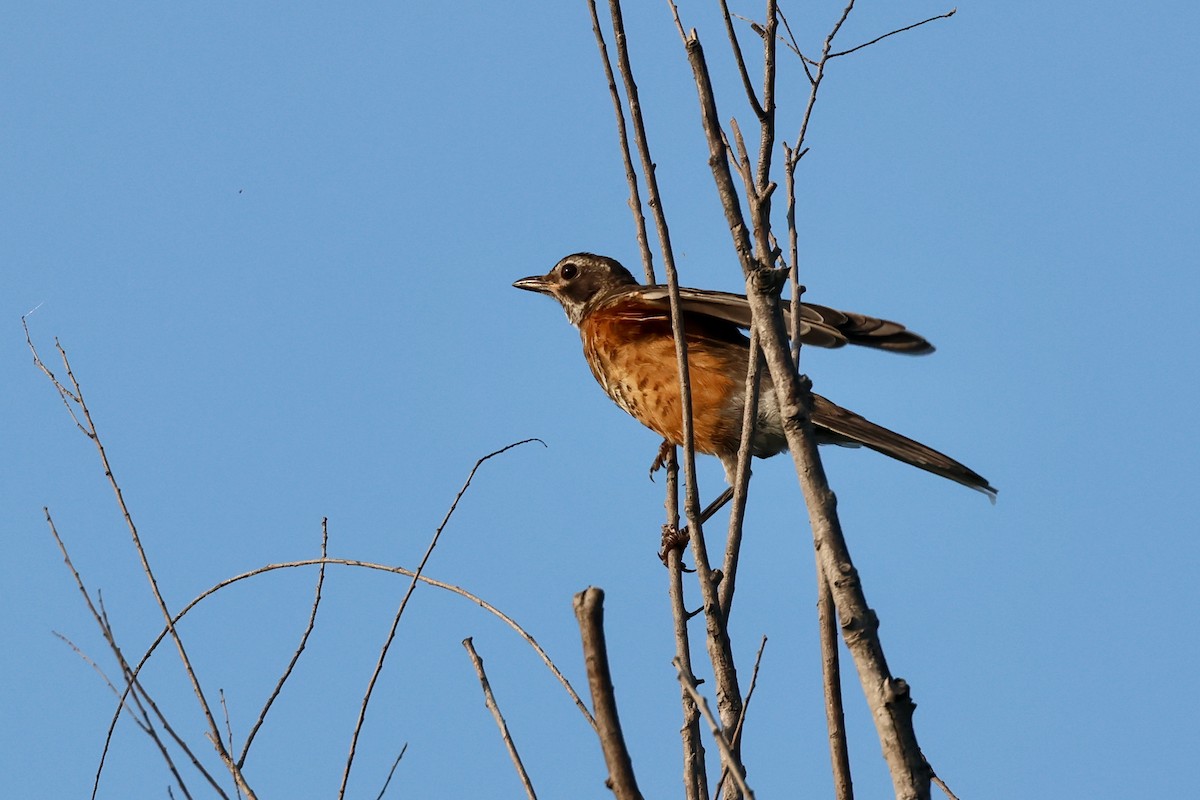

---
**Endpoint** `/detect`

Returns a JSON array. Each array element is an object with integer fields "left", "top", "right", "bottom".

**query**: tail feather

[{"left": 810, "top": 394, "right": 997, "bottom": 501}]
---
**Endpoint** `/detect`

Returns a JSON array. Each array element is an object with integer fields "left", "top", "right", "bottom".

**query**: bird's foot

[
  {"left": 648, "top": 439, "right": 673, "bottom": 481},
  {"left": 658, "top": 524, "right": 694, "bottom": 568}
]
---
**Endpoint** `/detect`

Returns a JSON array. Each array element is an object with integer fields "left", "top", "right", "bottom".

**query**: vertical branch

[
  {"left": 818, "top": 577, "right": 854, "bottom": 800},
  {"left": 663, "top": 450, "right": 708, "bottom": 800},
  {"left": 670, "top": 16, "right": 933, "bottom": 800},
  {"left": 754, "top": 0, "right": 779, "bottom": 196},
  {"left": 718, "top": 327, "right": 762, "bottom": 618},
  {"left": 585, "top": 0, "right": 656, "bottom": 281},
  {"left": 574, "top": 588, "right": 644, "bottom": 800},
  {"left": 607, "top": 0, "right": 745, "bottom": 756}
]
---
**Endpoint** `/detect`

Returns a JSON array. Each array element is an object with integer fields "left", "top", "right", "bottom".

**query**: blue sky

[{"left": 4, "top": 2, "right": 1198, "bottom": 797}]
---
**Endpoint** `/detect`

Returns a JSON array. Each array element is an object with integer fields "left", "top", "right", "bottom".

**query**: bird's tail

[{"left": 810, "top": 394, "right": 997, "bottom": 501}]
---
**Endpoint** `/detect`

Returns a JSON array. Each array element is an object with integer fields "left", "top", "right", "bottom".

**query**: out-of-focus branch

[{"left": 574, "top": 588, "right": 643, "bottom": 800}]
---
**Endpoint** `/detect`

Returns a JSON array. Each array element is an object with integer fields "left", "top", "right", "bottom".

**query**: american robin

[{"left": 514, "top": 252, "right": 996, "bottom": 499}]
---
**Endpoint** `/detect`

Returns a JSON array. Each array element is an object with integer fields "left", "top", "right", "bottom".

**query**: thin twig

[
  {"left": 718, "top": 327, "right": 761, "bottom": 618},
  {"left": 716, "top": 0, "right": 764, "bottom": 119},
  {"left": 219, "top": 691, "right": 242, "bottom": 800},
  {"left": 829, "top": 9, "right": 956, "bottom": 59},
  {"left": 55, "top": 628, "right": 197, "bottom": 799},
  {"left": 338, "top": 439, "right": 543, "bottom": 798},
  {"left": 372, "top": 743, "right": 408, "bottom": 800},
  {"left": 238, "top": 518, "right": 330, "bottom": 768},
  {"left": 713, "top": 636, "right": 768, "bottom": 800},
  {"left": 463, "top": 638, "right": 539, "bottom": 800},
  {"left": 585, "top": 0, "right": 656, "bottom": 281},
  {"left": 52, "top": 631, "right": 150, "bottom": 733},
  {"left": 932, "top": 772, "right": 961, "bottom": 800}
]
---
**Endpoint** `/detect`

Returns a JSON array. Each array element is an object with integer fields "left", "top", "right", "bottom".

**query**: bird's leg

[{"left": 648, "top": 438, "right": 673, "bottom": 481}]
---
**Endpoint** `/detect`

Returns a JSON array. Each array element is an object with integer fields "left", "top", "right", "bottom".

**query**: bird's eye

[{"left": 560, "top": 262, "right": 579, "bottom": 280}]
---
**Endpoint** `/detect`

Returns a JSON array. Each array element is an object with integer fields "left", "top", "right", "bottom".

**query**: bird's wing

[{"left": 636, "top": 286, "right": 934, "bottom": 354}]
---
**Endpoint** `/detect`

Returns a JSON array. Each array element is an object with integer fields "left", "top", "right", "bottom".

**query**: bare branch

[
  {"left": 716, "top": 0, "right": 765, "bottom": 119},
  {"left": 45, "top": 510, "right": 225, "bottom": 800},
  {"left": 829, "top": 9, "right": 956, "bottom": 59},
  {"left": 25, "top": 322, "right": 253, "bottom": 797},
  {"left": 817, "top": 576, "right": 853, "bottom": 800},
  {"left": 372, "top": 743, "right": 408, "bottom": 800},
  {"left": 673, "top": 659, "right": 753, "bottom": 800},
  {"left": 663, "top": 449, "right": 708, "bottom": 800},
  {"left": 718, "top": 327, "right": 761, "bottom": 618},
  {"left": 238, "top": 518, "right": 330, "bottom": 768},
  {"left": 932, "top": 771, "right": 962, "bottom": 800},
  {"left": 585, "top": 0, "right": 656, "bottom": 281},
  {"left": 463, "top": 638, "right": 539, "bottom": 800},
  {"left": 713, "top": 636, "right": 768, "bottom": 800},
  {"left": 666, "top": 4, "right": 749, "bottom": 747},
  {"left": 219, "top": 691, "right": 242, "bottom": 800},
  {"left": 574, "top": 588, "right": 643, "bottom": 800},
  {"left": 339, "top": 439, "right": 544, "bottom": 798},
  {"left": 673, "top": 8, "right": 936, "bottom": 796}
]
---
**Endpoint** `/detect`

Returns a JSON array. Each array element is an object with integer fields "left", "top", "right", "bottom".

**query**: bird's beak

[{"left": 513, "top": 274, "right": 554, "bottom": 295}]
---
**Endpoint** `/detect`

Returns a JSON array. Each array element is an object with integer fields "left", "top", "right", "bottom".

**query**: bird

[{"left": 513, "top": 252, "right": 996, "bottom": 500}]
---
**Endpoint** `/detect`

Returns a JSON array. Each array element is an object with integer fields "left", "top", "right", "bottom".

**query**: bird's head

[{"left": 513, "top": 253, "right": 638, "bottom": 326}]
